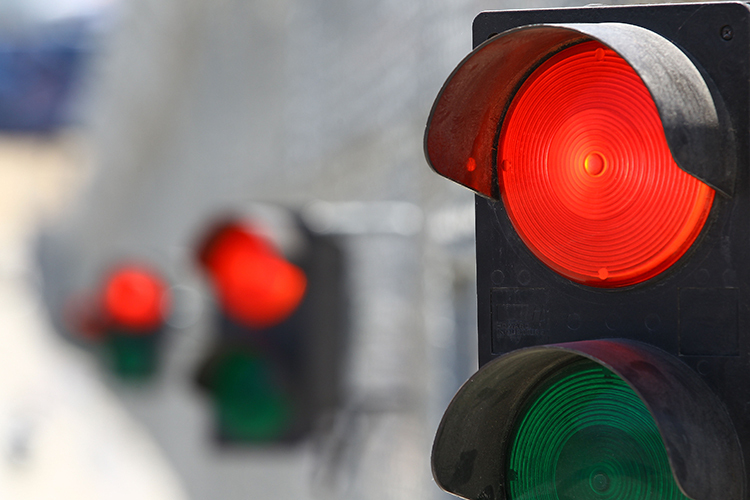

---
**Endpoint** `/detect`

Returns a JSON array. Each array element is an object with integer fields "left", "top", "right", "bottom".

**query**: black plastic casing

[{"left": 473, "top": 1, "right": 750, "bottom": 496}]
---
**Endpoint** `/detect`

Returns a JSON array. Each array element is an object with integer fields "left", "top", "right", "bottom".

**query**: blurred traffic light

[
  {"left": 426, "top": 3, "right": 749, "bottom": 500},
  {"left": 66, "top": 263, "right": 171, "bottom": 379},
  {"left": 195, "top": 213, "right": 346, "bottom": 444},
  {"left": 198, "top": 221, "right": 307, "bottom": 329}
]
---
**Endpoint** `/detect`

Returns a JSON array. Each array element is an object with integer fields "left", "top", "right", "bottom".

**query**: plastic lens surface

[
  {"left": 214, "top": 351, "right": 293, "bottom": 441},
  {"left": 104, "top": 266, "right": 168, "bottom": 331},
  {"left": 498, "top": 41, "right": 714, "bottom": 287},
  {"left": 507, "top": 359, "right": 688, "bottom": 500},
  {"left": 202, "top": 225, "right": 307, "bottom": 329}
]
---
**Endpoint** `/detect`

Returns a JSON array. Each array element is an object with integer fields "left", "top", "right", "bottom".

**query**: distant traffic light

[
  {"left": 195, "top": 213, "right": 346, "bottom": 444},
  {"left": 66, "top": 263, "right": 171, "bottom": 379},
  {"left": 198, "top": 221, "right": 307, "bottom": 329},
  {"left": 426, "top": 3, "right": 749, "bottom": 500}
]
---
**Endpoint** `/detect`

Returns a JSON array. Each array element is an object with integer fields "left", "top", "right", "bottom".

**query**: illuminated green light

[{"left": 508, "top": 359, "right": 688, "bottom": 500}]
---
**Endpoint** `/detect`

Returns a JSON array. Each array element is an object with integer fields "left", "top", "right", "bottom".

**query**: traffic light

[
  {"left": 426, "top": 3, "right": 750, "bottom": 500},
  {"left": 194, "top": 214, "right": 346, "bottom": 444},
  {"left": 66, "top": 264, "right": 171, "bottom": 379}
]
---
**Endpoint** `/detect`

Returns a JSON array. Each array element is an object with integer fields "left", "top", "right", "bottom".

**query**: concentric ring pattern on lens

[
  {"left": 507, "top": 360, "right": 689, "bottom": 500},
  {"left": 498, "top": 41, "right": 714, "bottom": 288}
]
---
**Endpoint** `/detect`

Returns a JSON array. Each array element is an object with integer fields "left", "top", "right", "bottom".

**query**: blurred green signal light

[
  {"left": 508, "top": 359, "right": 688, "bottom": 500},
  {"left": 213, "top": 351, "right": 294, "bottom": 442}
]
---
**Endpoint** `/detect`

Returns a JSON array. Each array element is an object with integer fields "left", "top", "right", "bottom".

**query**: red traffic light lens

[
  {"left": 498, "top": 41, "right": 715, "bottom": 287},
  {"left": 103, "top": 266, "right": 168, "bottom": 331},
  {"left": 202, "top": 225, "right": 307, "bottom": 329}
]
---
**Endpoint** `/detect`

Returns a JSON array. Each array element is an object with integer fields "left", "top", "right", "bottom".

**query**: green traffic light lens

[
  {"left": 507, "top": 359, "right": 689, "bottom": 500},
  {"left": 214, "top": 351, "right": 294, "bottom": 441},
  {"left": 109, "top": 333, "right": 158, "bottom": 379}
]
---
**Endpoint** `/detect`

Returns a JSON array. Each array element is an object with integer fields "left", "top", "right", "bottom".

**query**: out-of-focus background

[{"left": 0, "top": 0, "right": 719, "bottom": 498}]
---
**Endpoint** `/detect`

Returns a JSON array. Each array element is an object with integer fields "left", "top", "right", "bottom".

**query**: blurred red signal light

[
  {"left": 103, "top": 266, "right": 169, "bottom": 332},
  {"left": 200, "top": 223, "right": 307, "bottom": 329}
]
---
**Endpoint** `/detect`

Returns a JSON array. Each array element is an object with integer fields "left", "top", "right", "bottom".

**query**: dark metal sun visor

[{"left": 424, "top": 23, "right": 736, "bottom": 199}]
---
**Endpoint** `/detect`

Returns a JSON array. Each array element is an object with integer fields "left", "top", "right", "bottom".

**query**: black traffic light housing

[
  {"left": 195, "top": 214, "right": 347, "bottom": 445},
  {"left": 427, "top": 3, "right": 750, "bottom": 500},
  {"left": 64, "top": 263, "right": 171, "bottom": 380}
]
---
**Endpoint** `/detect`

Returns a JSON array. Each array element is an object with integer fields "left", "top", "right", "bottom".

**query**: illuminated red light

[
  {"left": 201, "top": 224, "right": 307, "bottom": 329},
  {"left": 103, "top": 266, "right": 169, "bottom": 332},
  {"left": 498, "top": 41, "right": 715, "bottom": 288}
]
